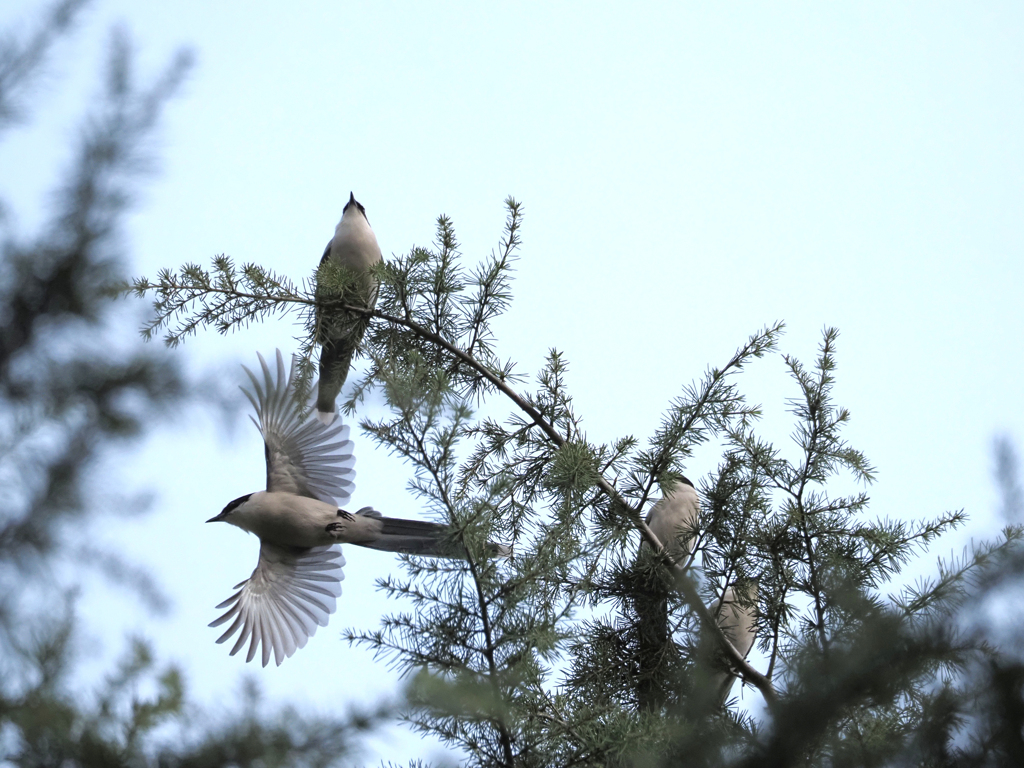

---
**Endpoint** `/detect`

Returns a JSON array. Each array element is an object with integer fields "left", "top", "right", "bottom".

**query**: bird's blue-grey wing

[
  {"left": 241, "top": 350, "right": 356, "bottom": 505},
  {"left": 209, "top": 542, "right": 345, "bottom": 667}
]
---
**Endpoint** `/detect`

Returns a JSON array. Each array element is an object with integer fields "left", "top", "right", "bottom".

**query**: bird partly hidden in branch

[
  {"left": 315, "top": 191, "right": 382, "bottom": 425},
  {"left": 639, "top": 478, "right": 759, "bottom": 709},
  {"left": 206, "top": 350, "right": 510, "bottom": 667},
  {"left": 706, "top": 581, "right": 758, "bottom": 708},
  {"left": 644, "top": 477, "right": 700, "bottom": 566},
  {"left": 635, "top": 477, "right": 702, "bottom": 710}
]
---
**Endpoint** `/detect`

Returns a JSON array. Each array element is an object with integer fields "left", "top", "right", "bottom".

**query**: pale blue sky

[{"left": 3, "top": 1, "right": 1023, "bottom": 763}]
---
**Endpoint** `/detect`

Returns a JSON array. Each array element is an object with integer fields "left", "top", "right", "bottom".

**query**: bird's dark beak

[
  {"left": 209, "top": 493, "right": 251, "bottom": 524},
  {"left": 348, "top": 191, "right": 355, "bottom": 205}
]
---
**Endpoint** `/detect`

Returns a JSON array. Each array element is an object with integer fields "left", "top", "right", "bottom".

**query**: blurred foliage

[
  {"left": 0, "top": 2, "right": 192, "bottom": 622},
  {"left": 0, "top": 3, "right": 380, "bottom": 766},
  {"left": 2, "top": 608, "right": 379, "bottom": 767}
]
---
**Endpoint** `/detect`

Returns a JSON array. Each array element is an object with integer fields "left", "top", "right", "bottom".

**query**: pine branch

[
  {"left": 354, "top": 305, "right": 783, "bottom": 705},
  {"left": 128, "top": 250, "right": 784, "bottom": 708}
]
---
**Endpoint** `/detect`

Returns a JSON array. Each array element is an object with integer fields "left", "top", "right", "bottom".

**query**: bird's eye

[{"left": 222, "top": 493, "right": 252, "bottom": 516}]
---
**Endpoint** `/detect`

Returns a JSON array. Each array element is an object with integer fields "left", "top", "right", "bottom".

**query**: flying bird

[
  {"left": 207, "top": 350, "right": 507, "bottom": 667},
  {"left": 315, "top": 192, "right": 383, "bottom": 425}
]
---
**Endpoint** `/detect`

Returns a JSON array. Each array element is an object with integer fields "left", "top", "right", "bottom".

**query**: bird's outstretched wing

[
  {"left": 241, "top": 350, "right": 356, "bottom": 505},
  {"left": 209, "top": 541, "right": 345, "bottom": 667}
]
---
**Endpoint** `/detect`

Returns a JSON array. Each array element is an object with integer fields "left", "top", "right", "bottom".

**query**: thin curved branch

[
  {"left": 129, "top": 277, "right": 779, "bottom": 705},
  {"left": 345, "top": 302, "right": 780, "bottom": 706}
]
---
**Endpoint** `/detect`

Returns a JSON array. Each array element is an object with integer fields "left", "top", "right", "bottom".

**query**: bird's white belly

[{"left": 237, "top": 492, "right": 338, "bottom": 548}]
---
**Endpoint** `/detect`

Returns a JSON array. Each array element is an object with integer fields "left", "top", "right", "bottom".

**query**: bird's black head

[
  {"left": 680, "top": 476, "right": 694, "bottom": 488},
  {"left": 206, "top": 493, "right": 252, "bottom": 523},
  {"left": 343, "top": 191, "right": 367, "bottom": 219}
]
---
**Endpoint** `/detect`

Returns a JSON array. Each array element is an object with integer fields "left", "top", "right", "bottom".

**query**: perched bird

[
  {"left": 706, "top": 582, "right": 758, "bottom": 707},
  {"left": 207, "top": 350, "right": 507, "bottom": 667},
  {"left": 644, "top": 476, "right": 700, "bottom": 563},
  {"left": 315, "top": 192, "right": 383, "bottom": 425},
  {"left": 635, "top": 477, "right": 701, "bottom": 711}
]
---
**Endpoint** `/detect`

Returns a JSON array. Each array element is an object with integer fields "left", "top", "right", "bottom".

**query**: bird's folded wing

[
  {"left": 707, "top": 587, "right": 758, "bottom": 706},
  {"left": 644, "top": 485, "right": 700, "bottom": 562},
  {"left": 242, "top": 350, "right": 356, "bottom": 505},
  {"left": 208, "top": 541, "right": 345, "bottom": 667}
]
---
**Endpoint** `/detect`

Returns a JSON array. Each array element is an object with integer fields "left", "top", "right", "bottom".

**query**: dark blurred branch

[
  {"left": 0, "top": 11, "right": 194, "bottom": 616},
  {"left": 0, "top": 0, "right": 89, "bottom": 132}
]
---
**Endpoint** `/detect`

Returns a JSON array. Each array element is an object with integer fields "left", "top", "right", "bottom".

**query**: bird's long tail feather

[
  {"left": 353, "top": 515, "right": 511, "bottom": 559},
  {"left": 317, "top": 337, "right": 358, "bottom": 420}
]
